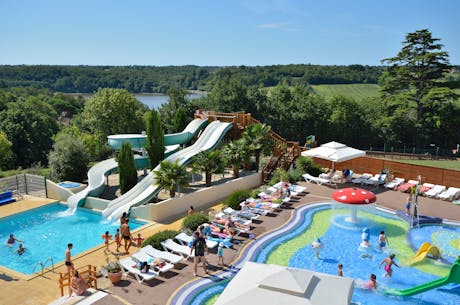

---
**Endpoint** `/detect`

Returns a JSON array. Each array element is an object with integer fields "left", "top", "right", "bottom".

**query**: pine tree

[
  {"left": 118, "top": 142, "right": 138, "bottom": 194},
  {"left": 145, "top": 110, "right": 164, "bottom": 169}
]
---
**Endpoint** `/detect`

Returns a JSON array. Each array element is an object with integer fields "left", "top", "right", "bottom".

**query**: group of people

[
  {"left": 64, "top": 243, "right": 87, "bottom": 297},
  {"left": 6, "top": 234, "right": 25, "bottom": 255},
  {"left": 190, "top": 225, "right": 226, "bottom": 276},
  {"left": 101, "top": 212, "right": 143, "bottom": 254}
]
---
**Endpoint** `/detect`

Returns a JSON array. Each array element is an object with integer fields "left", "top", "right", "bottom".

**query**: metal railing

[{"left": 32, "top": 257, "right": 55, "bottom": 275}]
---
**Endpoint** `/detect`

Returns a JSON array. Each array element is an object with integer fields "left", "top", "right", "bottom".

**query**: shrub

[
  {"left": 249, "top": 188, "right": 261, "bottom": 198},
  {"left": 295, "top": 156, "right": 324, "bottom": 177},
  {"left": 289, "top": 167, "right": 304, "bottom": 182},
  {"left": 142, "top": 230, "right": 179, "bottom": 250},
  {"left": 269, "top": 168, "right": 290, "bottom": 185},
  {"left": 182, "top": 213, "right": 210, "bottom": 233},
  {"left": 224, "top": 189, "right": 251, "bottom": 210}
]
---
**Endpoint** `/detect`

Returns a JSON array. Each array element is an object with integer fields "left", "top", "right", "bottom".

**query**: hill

[{"left": 311, "top": 84, "right": 379, "bottom": 100}]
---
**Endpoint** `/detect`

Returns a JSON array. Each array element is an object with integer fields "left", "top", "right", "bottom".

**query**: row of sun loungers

[{"left": 384, "top": 178, "right": 460, "bottom": 201}]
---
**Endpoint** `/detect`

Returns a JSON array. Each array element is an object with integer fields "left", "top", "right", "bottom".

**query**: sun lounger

[
  {"left": 132, "top": 250, "right": 174, "bottom": 274},
  {"left": 419, "top": 183, "right": 435, "bottom": 195},
  {"left": 398, "top": 180, "right": 418, "bottom": 192},
  {"left": 241, "top": 204, "right": 268, "bottom": 215},
  {"left": 438, "top": 187, "right": 460, "bottom": 201},
  {"left": 302, "top": 173, "right": 333, "bottom": 186},
  {"left": 223, "top": 207, "right": 259, "bottom": 220},
  {"left": 175, "top": 232, "right": 218, "bottom": 249},
  {"left": 243, "top": 198, "right": 281, "bottom": 210},
  {"left": 384, "top": 178, "right": 405, "bottom": 190},
  {"left": 351, "top": 173, "right": 372, "bottom": 184},
  {"left": 424, "top": 185, "right": 446, "bottom": 198},
  {"left": 214, "top": 212, "right": 252, "bottom": 226},
  {"left": 271, "top": 182, "right": 307, "bottom": 195},
  {"left": 142, "top": 245, "right": 184, "bottom": 265},
  {"left": 363, "top": 174, "right": 387, "bottom": 186},
  {"left": 118, "top": 257, "right": 158, "bottom": 283},
  {"left": 161, "top": 239, "right": 195, "bottom": 260}
]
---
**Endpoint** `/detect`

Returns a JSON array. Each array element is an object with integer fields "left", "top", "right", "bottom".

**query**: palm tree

[
  {"left": 223, "top": 140, "right": 251, "bottom": 178},
  {"left": 153, "top": 159, "right": 188, "bottom": 198},
  {"left": 192, "top": 150, "right": 224, "bottom": 187},
  {"left": 242, "top": 123, "right": 271, "bottom": 172}
]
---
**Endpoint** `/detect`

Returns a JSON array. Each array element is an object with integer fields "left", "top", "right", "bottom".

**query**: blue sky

[{"left": 1, "top": 0, "right": 459, "bottom": 66}]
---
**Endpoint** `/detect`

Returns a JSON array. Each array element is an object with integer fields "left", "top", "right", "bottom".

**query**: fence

[
  {"left": 0, "top": 174, "right": 47, "bottom": 197},
  {"left": 311, "top": 156, "right": 460, "bottom": 187}
]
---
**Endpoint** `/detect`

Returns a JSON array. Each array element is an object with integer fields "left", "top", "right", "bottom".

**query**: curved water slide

[
  {"left": 102, "top": 120, "right": 233, "bottom": 221},
  {"left": 410, "top": 242, "right": 441, "bottom": 265},
  {"left": 66, "top": 118, "right": 208, "bottom": 210}
]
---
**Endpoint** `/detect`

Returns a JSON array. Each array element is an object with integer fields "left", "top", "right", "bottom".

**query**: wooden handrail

[{"left": 59, "top": 265, "right": 98, "bottom": 297}]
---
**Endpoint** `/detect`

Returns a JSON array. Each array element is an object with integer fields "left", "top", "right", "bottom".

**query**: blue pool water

[
  {"left": 190, "top": 205, "right": 460, "bottom": 305},
  {"left": 0, "top": 203, "right": 145, "bottom": 274}
]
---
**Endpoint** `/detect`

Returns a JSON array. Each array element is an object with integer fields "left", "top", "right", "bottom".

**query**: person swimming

[
  {"left": 7, "top": 234, "right": 23, "bottom": 245},
  {"left": 16, "top": 244, "right": 26, "bottom": 255},
  {"left": 366, "top": 274, "right": 377, "bottom": 289}
]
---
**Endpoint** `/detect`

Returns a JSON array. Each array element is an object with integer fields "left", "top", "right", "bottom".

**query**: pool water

[
  {"left": 0, "top": 203, "right": 144, "bottom": 275},
  {"left": 191, "top": 205, "right": 460, "bottom": 305}
]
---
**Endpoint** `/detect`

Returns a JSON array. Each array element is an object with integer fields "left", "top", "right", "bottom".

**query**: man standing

[
  {"left": 190, "top": 231, "right": 208, "bottom": 276},
  {"left": 121, "top": 219, "right": 133, "bottom": 254},
  {"left": 65, "top": 243, "right": 74, "bottom": 273}
]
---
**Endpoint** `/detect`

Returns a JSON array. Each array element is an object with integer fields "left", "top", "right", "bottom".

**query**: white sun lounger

[
  {"left": 384, "top": 178, "right": 405, "bottom": 190},
  {"left": 302, "top": 173, "right": 332, "bottom": 186},
  {"left": 132, "top": 250, "right": 174, "bottom": 274},
  {"left": 438, "top": 187, "right": 460, "bottom": 201},
  {"left": 223, "top": 207, "right": 260, "bottom": 220},
  {"left": 351, "top": 173, "right": 372, "bottom": 184},
  {"left": 118, "top": 257, "right": 158, "bottom": 283},
  {"left": 425, "top": 185, "right": 446, "bottom": 197},
  {"left": 214, "top": 212, "right": 252, "bottom": 226},
  {"left": 240, "top": 203, "right": 268, "bottom": 215},
  {"left": 141, "top": 245, "right": 183, "bottom": 265},
  {"left": 363, "top": 174, "right": 387, "bottom": 186},
  {"left": 175, "top": 232, "right": 218, "bottom": 249},
  {"left": 161, "top": 239, "right": 195, "bottom": 260}
]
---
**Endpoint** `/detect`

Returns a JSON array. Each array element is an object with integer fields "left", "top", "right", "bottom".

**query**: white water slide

[
  {"left": 102, "top": 120, "right": 233, "bottom": 221},
  {"left": 67, "top": 118, "right": 208, "bottom": 210}
]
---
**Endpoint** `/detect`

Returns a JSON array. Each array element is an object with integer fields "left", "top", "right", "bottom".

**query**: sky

[{"left": 1, "top": 0, "right": 459, "bottom": 66}]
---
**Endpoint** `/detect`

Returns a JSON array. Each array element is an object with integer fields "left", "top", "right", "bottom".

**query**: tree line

[{"left": 0, "top": 64, "right": 384, "bottom": 94}]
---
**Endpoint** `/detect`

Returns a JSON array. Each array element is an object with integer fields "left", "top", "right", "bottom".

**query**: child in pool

[
  {"left": 378, "top": 231, "right": 389, "bottom": 251},
  {"left": 337, "top": 263, "right": 343, "bottom": 277},
  {"left": 367, "top": 274, "right": 377, "bottom": 289},
  {"left": 114, "top": 228, "right": 121, "bottom": 253},
  {"left": 405, "top": 197, "right": 411, "bottom": 216},
  {"left": 379, "top": 253, "right": 399, "bottom": 277},
  {"left": 16, "top": 244, "right": 26, "bottom": 255}
]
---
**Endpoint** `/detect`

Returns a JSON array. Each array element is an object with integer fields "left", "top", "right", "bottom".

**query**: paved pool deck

[{"left": 0, "top": 180, "right": 459, "bottom": 305}]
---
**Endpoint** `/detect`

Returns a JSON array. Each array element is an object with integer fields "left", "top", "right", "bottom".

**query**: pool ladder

[{"left": 32, "top": 257, "right": 55, "bottom": 275}]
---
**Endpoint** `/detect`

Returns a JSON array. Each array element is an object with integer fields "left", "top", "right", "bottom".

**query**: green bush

[
  {"left": 289, "top": 167, "right": 304, "bottom": 182},
  {"left": 142, "top": 230, "right": 179, "bottom": 250},
  {"left": 269, "top": 168, "right": 291, "bottom": 185},
  {"left": 249, "top": 188, "right": 261, "bottom": 198},
  {"left": 224, "top": 189, "right": 251, "bottom": 210},
  {"left": 182, "top": 213, "right": 210, "bottom": 233},
  {"left": 295, "top": 156, "right": 324, "bottom": 177}
]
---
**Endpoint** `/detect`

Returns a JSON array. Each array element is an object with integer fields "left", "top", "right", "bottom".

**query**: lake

[{"left": 135, "top": 93, "right": 205, "bottom": 109}]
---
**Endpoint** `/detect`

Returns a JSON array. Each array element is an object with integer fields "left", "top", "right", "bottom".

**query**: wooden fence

[{"left": 312, "top": 156, "right": 460, "bottom": 187}]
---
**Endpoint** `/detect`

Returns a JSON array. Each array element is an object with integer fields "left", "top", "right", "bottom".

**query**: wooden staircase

[{"left": 195, "top": 110, "right": 302, "bottom": 183}]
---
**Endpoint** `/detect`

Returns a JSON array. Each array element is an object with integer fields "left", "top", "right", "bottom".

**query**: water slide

[
  {"left": 386, "top": 259, "right": 460, "bottom": 297},
  {"left": 66, "top": 118, "right": 208, "bottom": 209},
  {"left": 410, "top": 242, "right": 442, "bottom": 265},
  {"left": 102, "top": 120, "right": 233, "bottom": 220}
]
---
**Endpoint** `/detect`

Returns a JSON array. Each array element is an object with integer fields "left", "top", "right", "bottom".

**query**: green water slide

[{"left": 386, "top": 259, "right": 460, "bottom": 297}]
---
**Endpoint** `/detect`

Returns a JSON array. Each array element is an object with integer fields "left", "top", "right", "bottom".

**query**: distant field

[
  {"left": 311, "top": 84, "right": 379, "bottom": 100},
  {"left": 395, "top": 159, "right": 460, "bottom": 171}
]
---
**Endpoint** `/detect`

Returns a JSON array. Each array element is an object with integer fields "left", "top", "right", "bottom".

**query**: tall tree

[
  {"left": 379, "top": 29, "right": 458, "bottom": 147},
  {"left": 0, "top": 131, "right": 12, "bottom": 170},
  {"left": 153, "top": 159, "right": 188, "bottom": 198},
  {"left": 145, "top": 110, "right": 164, "bottom": 169},
  {"left": 222, "top": 140, "right": 251, "bottom": 178},
  {"left": 241, "top": 123, "right": 271, "bottom": 172},
  {"left": 48, "top": 132, "right": 88, "bottom": 182},
  {"left": 118, "top": 142, "right": 138, "bottom": 194},
  {"left": 192, "top": 150, "right": 224, "bottom": 187},
  {"left": 173, "top": 106, "right": 188, "bottom": 133},
  {"left": 159, "top": 88, "right": 192, "bottom": 133}
]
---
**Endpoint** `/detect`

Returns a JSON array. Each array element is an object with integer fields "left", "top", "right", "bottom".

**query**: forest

[{"left": 0, "top": 29, "right": 459, "bottom": 176}]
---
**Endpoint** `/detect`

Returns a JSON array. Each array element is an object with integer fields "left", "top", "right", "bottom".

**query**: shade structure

[
  {"left": 332, "top": 188, "right": 376, "bottom": 205},
  {"left": 301, "top": 141, "right": 365, "bottom": 163}
]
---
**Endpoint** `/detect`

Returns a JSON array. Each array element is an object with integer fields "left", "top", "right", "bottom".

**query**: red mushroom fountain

[{"left": 332, "top": 188, "right": 376, "bottom": 223}]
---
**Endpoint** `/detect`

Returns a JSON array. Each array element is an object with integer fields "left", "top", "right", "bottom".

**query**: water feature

[{"left": 0, "top": 203, "right": 145, "bottom": 275}]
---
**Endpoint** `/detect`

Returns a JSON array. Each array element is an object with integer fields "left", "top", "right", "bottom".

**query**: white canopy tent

[{"left": 301, "top": 141, "right": 365, "bottom": 168}]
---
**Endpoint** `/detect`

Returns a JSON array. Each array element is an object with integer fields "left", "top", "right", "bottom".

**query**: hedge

[
  {"left": 182, "top": 213, "right": 210, "bottom": 234},
  {"left": 142, "top": 230, "right": 179, "bottom": 250},
  {"left": 224, "top": 189, "right": 251, "bottom": 210}
]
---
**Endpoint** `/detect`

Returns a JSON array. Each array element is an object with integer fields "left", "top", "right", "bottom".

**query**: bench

[{"left": 0, "top": 191, "right": 16, "bottom": 205}]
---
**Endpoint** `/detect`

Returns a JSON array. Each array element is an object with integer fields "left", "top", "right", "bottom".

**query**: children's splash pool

[
  {"left": 188, "top": 204, "right": 460, "bottom": 305},
  {"left": 0, "top": 203, "right": 145, "bottom": 275}
]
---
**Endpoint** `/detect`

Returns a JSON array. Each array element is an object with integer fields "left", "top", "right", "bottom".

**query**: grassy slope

[
  {"left": 311, "top": 84, "right": 379, "bottom": 100},
  {"left": 395, "top": 159, "right": 460, "bottom": 171}
]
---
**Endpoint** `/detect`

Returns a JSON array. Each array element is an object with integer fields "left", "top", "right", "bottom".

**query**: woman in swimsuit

[{"left": 7, "top": 234, "right": 23, "bottom": 245}]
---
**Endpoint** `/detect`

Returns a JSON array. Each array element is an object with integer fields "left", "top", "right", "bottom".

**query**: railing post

[{"left": 24, "top": 174, "right": 28, "bottom": 194}]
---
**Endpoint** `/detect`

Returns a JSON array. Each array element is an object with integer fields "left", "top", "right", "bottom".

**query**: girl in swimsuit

[
  {"left": 366, "top": 274, "right": 377, "bottom": 289},
  {"left": 379, "top": 253, "right": 399, "bottom": 277}
]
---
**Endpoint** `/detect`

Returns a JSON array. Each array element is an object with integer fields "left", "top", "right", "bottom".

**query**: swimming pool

[
  {"left": 0, "top": 203, "right": 145, "bottom": 275},
  {"left": 186, "top": 204, "right": 460, "bottom": 305}
]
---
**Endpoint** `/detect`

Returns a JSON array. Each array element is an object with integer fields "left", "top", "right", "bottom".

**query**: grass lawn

[
  {"left": 311, "top": 83, "right": 379, "bottom": 100},
  {"left": 394, "top": 159, "right": 460, "bottom": 171},
  {"left": 0, "top": 167, "right": 51, "bottom": 178}
]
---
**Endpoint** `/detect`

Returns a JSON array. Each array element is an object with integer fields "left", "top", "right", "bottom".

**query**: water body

[{"left": 135, "top": 93, "right": 206, "bottom": 109}]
